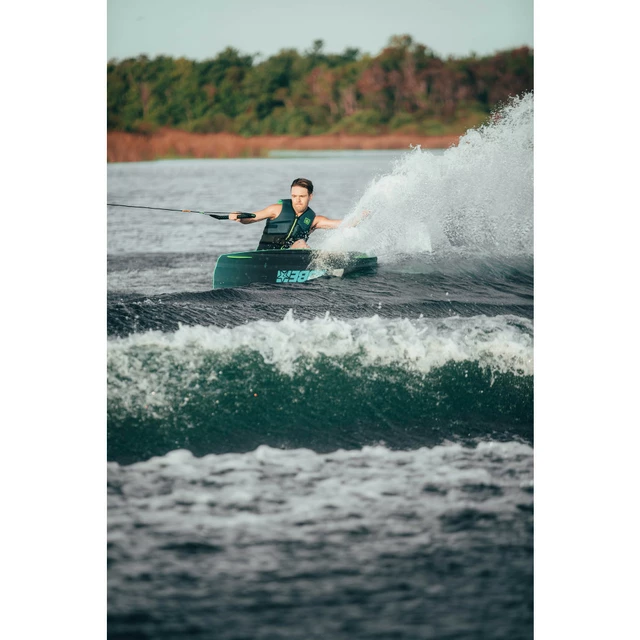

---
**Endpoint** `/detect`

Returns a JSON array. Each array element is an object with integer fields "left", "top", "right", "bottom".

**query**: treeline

[{"left": 107, "top": 35, "right": 533, "bottom": 137}]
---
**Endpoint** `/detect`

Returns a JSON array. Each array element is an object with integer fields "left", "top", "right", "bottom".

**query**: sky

[{"left": 108, "top": 0, "right": 533, "bottom": 62}]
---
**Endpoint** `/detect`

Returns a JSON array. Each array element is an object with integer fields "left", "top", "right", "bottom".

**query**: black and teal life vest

[{"left": 256, "top": 199, "right": 316, "bottom": 250}]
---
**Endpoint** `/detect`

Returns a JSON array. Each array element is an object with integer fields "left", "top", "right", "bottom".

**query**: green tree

[{"left": 107, "top": 39, "right": 533, "bottom": 137}]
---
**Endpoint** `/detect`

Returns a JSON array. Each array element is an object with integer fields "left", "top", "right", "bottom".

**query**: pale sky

[{"left": 108, "top": 0, "right": 533, "bottom": 62}]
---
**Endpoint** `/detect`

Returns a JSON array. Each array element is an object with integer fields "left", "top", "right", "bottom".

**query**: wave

[{"left": 108, "top": 313, "right": 533, "bottom": 463}]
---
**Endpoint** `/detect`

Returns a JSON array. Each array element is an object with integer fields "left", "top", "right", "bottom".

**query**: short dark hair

[{"left": 291, "top": 178, "right": 313, "bottom": 194}]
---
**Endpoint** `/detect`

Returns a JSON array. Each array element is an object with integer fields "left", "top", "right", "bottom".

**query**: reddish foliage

[{"left": 107, "top": 129, "right": 460, "bottom": 163}]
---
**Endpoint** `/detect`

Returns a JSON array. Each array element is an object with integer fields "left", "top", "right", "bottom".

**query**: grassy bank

[{"left": 107, "top": 129, "right": 461, "bottom": 163}]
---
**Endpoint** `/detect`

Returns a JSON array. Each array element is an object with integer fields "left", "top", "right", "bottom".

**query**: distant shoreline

[{"left": 107, "top": 129, "right": 461, "bottom": 163}]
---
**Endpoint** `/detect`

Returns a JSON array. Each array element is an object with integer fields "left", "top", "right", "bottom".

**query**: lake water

[{"left": 107, "top": 94, "right": 534, "bottom": 639}]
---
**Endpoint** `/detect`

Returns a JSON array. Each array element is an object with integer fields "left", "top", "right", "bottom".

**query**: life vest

[{"left": 256, "top": 199, "right": 316, "bottom": 250}]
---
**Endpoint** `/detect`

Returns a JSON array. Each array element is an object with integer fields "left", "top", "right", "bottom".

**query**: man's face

[{"left": 291, "top": 186, "right": 312, "bottom": 214}]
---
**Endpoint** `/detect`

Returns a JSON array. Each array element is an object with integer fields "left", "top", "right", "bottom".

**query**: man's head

[{"left": 290, "top": 178, "right": 313, "bottom": 214}]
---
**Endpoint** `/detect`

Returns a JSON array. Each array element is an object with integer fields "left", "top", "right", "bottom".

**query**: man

[{"left": 229, "top": 178, "right": 362, "bottom": 250}]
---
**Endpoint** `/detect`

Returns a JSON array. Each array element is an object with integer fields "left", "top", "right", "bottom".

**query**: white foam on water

[
  {"left": 316, "top": 93, "right": 533, "bottom": 260},
  {"left": 108, "top": 441, "right": 533, "bottom": 559},
  {"left": 107, "top": 444, "right": 533, "bottom": 636},
  {"left": 107, "top": 312, "right": 533, "bottom": 410},
  {"left": 108, "top": 311, "right": 532, "bottom": 376}
]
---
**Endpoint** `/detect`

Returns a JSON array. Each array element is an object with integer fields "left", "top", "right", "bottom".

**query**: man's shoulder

[{"left": 267, "top": 202, "right": 284, "bottom": 218}]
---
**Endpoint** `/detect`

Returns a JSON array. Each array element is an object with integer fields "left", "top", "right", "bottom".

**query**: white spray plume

[{"left": 317, "top": 93, "right": 533, "bottom": 261}]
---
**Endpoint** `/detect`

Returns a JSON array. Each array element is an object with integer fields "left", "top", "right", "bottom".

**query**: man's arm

[
  {"left": 312, "top": 211, "right": 370, "bottom": 230},
  {"left": 312, "top": 215, "right": 342, "bottom": 230},
  {"left": 230, "top": 203, "right": 282, "bottom": 224}
]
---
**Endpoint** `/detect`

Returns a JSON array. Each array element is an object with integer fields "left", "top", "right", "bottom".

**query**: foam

[
  {"left": 109, "top": 441, "right": 534, "bottom": 532},
  {"left": 108, "top": 311, "right": 533, "bottom": 378}
]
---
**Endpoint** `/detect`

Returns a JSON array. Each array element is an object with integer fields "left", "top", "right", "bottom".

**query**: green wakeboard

[{"left": 213, "top": 249, "right": 377, "bottom": 290}]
